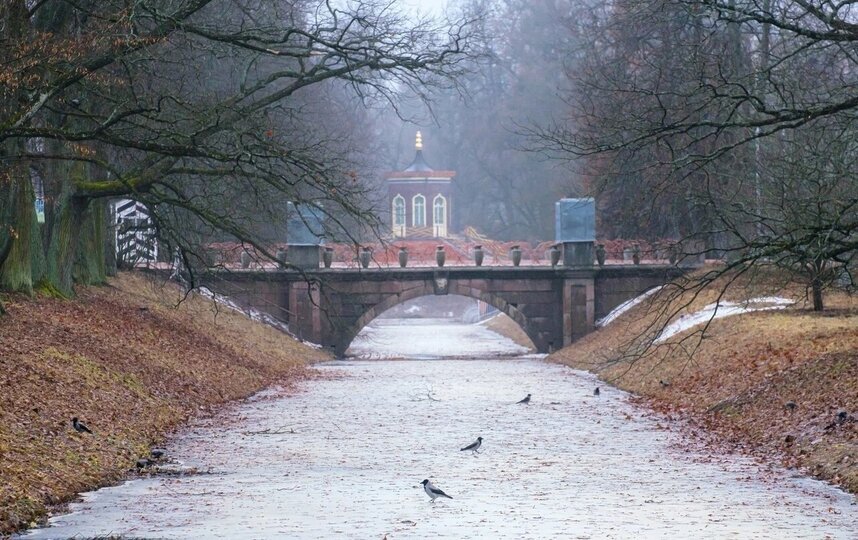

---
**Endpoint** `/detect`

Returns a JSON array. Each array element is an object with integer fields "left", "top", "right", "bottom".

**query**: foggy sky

[{"left": 399, "top": 0, "right": 448, "bottom": 17}]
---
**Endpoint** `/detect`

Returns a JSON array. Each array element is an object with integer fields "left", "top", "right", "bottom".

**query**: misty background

[
  {"left": 361, "top": 0, "right": 586, "bottom": 242},
  {"left": 3, "top": 0, "right": 856, "bottom": 310}
]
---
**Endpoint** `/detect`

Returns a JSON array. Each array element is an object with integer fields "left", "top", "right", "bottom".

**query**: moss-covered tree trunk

[
  {"left": 0, "top": 3, "right": 31, "bottom": 307},
  {"left": 0, "top": 172, "right": 17, "bottom": 279},
  {"left": 0, "top": 164, "right": 19, "bottom": 312},
  {"left": 0, "top": 131, "right": 38, "bottom": 295},
  {"left": 0, "top": 171, "right": 36, "bottom": 294},
  {"left": 0, "top": 153, "right": 110, "bottom": 299},
  {"left": 45, "top": 190, "right": 89, "bottom": 297},
  {"left": 74, "top": 199, "right": 107, "bottom": 286}
]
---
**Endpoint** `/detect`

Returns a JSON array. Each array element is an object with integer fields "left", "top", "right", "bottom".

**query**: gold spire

[{"left": 415, "top": 131, "right": 423, "bottom": 150}]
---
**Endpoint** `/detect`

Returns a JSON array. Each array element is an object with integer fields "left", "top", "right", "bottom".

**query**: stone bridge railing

[{"left": 196, "top": 239, "right": 704, "bottom": 270}]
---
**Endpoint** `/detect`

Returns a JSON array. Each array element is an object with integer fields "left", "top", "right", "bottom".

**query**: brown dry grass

[
  {"left": 0, "top": 272, "right": 329, "bottom": 535},
  {"left": 550, "top": 274, "right": 858, "bottom": 494}
]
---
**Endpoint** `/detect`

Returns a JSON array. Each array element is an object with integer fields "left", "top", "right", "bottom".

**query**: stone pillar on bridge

[
  {"left": 556, "top": 198, "right": 595, "bottom": 267},
  {"left": 286, "top": 203, "right": 324, "bottom": 269},
  {"left": 562, "top": 277, "right": 595, "bottom": 346},
  {"left": 288, "top": 280, "right": 322, "bottom": 345},
  {"left": 555, "top": 198, "right": 597, "bottom": 345}
]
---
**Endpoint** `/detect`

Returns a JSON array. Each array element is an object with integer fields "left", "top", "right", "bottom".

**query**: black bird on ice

[
  {"left": 71, "top": 417, "right": 93, "bottom": 434},
  {"left": 421, "top": 479, "right": 453, "bottom": 502},
  {"left": 593, "top": 387, "right": 600, "bottom": 397},
  {"left": 517, "top": 393, "right": 531, "bottom": 404},
  {"left": 461, "top": 436, "right": 483, "bottom": 454}
]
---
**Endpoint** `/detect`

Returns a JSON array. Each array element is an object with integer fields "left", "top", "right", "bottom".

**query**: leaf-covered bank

[
  {"left": 0, "top": 273, "right": 328, "bottom": 535},
  {"left": 550, "top": 283, "right": 857, "bottom": 495}
]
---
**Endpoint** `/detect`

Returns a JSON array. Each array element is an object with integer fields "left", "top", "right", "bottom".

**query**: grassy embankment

[
  {"left": 550, "top": 272, "right": 857, "bottom": 494},
  {"left": 0, "top": 273, "right": 329, "bottom": 535}
]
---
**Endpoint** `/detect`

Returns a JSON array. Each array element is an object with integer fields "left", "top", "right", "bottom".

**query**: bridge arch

[
  {"left": 340, "top": 280, "right": 540, "bottom": 355},
  {"left": 203, "top": 264, "right": 689, "bottom": 356}
]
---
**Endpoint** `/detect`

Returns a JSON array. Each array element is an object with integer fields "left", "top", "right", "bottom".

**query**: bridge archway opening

[{"left": 344, "top": 294, "right": 536, "bottom": 358}]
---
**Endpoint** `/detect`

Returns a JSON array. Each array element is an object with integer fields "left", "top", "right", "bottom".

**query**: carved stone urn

[
  {"left": 359, "top": 247, "right": 371, "bottom": 269},
  {"left": 473, "top": 245, "right": 484, "bottom": 267},
  {"left": 436, "top": 246, "right": 446, "bottom": 267},
  {"left": 510, "top": 245, "right": 522, "bottom": 267}
]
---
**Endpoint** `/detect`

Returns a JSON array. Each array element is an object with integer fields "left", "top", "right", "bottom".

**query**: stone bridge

[{"left": 200, "top": 264, "right": 685, "bottom": 356}]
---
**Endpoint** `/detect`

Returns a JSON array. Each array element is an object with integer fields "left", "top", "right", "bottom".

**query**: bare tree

[
  {"left": 528, "top": 0, "right": 856, "bottom": 315},
  {"left": 0, "top": 0, "right": 476, "bottom": 297}
]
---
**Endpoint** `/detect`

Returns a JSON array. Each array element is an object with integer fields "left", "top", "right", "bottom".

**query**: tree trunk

[
  {"left": 0, "top": 0, "right": 31, "bottom": 293},
  {"left": 0, "top": 172, "right": 18, "bottom": 277},
  {"left": 30, "top": 210, "right": 47, "bottom": 287},
  {"left": 104, "top": 200, "right": 117, "bottom": 277},
  {"left": 811, "top": 276, "right": 824, "bottom": 311},
  {"left": 0, "top": 172, "right": 36, "bottom": 294},
  {"left": 74, "top": 199, "right": 107, "bottom": 285},
  {"left": 45, "top": 183, "right": 89, "bottom": 297}
]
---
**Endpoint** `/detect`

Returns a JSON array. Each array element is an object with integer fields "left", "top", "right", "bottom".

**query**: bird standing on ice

[
  {"left": 460, "top": 436, "right": 483, "bottom": 454},
  {"left": 517, "top": 393, "right": 531, "bottom": 404},
  {"left": 421, "top": 479, "right": 453, "bottom": 502}
]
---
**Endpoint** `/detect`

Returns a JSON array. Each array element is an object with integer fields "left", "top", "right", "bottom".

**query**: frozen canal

[
  {"left": 24, "top": 320, "right": 858, "bottom": 539},
  {"left": 346, "top": 318, "right": 531, "bottom": 358}
]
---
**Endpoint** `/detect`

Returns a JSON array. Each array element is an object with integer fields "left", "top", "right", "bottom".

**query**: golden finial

[{"left": 415, "top": 131, "right": 423, "bottom": 150}]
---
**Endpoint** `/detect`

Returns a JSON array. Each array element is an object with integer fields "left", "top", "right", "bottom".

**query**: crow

[
  {"left": 72, "top": 417, "right": 93, "bottom": 434},
  {"left": 460, "top": 437, "right": 483, "bottom": 455},
  {"left": 421, "top": 479, "right": 453, "bottom": 502}
]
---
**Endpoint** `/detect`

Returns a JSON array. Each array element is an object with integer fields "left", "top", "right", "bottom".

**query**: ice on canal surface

[
  {"left": 347, "top": 318, "right": 531, "bottom": 358},
  {"left": 23, "top": 321, "right": 858, "bottom": 539}
]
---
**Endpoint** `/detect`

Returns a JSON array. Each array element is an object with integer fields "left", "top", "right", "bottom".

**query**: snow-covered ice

[{"left": 22, "top": 319, "right": 857, "bottom": 540}]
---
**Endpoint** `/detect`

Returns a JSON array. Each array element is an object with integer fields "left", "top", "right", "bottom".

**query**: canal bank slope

[
  {"left": 550, "top": 278, "right": 858, "bottom": 495},
  {"left": 0, "top": 273, "right": 328, "bottom": 535}
]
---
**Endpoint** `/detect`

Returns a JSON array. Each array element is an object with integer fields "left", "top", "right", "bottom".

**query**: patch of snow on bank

[
  {"left": 655, "top": 296, "right": 794, "bottom": 343},
  {"left": 597, "top": 286, "right": 663, "bottom": 327},
  {"left": 196, "top": 287, "right": 321, "bottom": 348}
]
